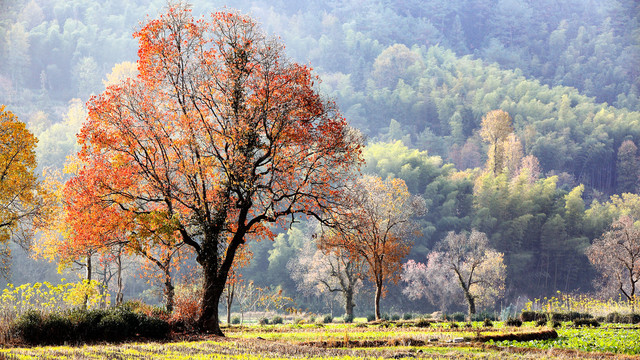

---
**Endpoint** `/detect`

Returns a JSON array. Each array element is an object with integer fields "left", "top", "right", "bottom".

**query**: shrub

[
  {"left": 521, "top": 311, "right": 546, "bottom": 322},
  {"left": 13, "top": 310, "right": 44, "bottom": 344},
  {"left": 415, "top": 318, "right": 431, "bottom": 328},
  {"left": 403, "top": 313, "right": 413, "bottom": 320},
  {"left": 231, "top": 316, "right": 241, "bottom": 324},
  {"left": 464, "top": 322, "right": 473, "bottom": 328},
  {"left": 322, "top": 314, "right": 333, "bottom": 324},
  {"left": 258, "top": 317, "right": 269, "bottom": 325},
  {"left": 391, "top": 314, "right": 400, "bottom": 321},
  {"left": 41, "top": 312, "right": 73, "bottom": 345},
  {"left": 505, "top": 317, "right": 522, "bottom": 327},
  {"left": 536, "top": 319, "right": 547, "bottom": 327},
  {"left": 366, "top": 313, "right": 376, "bottom": 322},
  {"left": 607, "top": 313, "right": 640, "bottom": 324},
  {"left": 137, "top": 315, "right": 170, "bottom": 339},
  {"left": 381, "top": 313, "right": 390, "bottom": 321},
  {"left": 343, "top": 314, "right": 354, "bottom": 323},
  {"left": 550, "top": 320, "right": 561, "bottom": 328},
  {"left": 271, "top": 315, "right": 283, "bottom": 324},
  {"left": 308, "top": 315, "right": 316, "bottom": 323},
  {"left": 573, "top": 318, "right": 600, "bottom": 327},
  {"left": 449, "top": 321, "right": 459, "bottom": 329},
  {"left": 171, "top": 284, "right": 202, "bottom": 329},
  {"left": 11, "top": 306, "right": 170, "bottom": 345},
  {"left": 483, "top": 318, "right": 493, "bottom": 327},
  {"left": 98, "top": 313, "right": 131, "bottom": 342},
  {"left": 450, "top": 312, "right": 466, "bottom": 322},
  {"left": 472, "top": 311, "right": 497, "bottom": 321}
]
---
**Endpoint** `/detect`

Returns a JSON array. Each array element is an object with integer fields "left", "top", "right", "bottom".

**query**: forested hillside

[{"left": 1, "top": 0, "right": 639, "bottom": 316}]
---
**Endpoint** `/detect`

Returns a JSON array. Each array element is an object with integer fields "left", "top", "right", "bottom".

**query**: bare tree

[
  {"left": 288, "top": 236, "right": 365, "bottom": 321},
  {"left": 430, "top": 230, "right": 506, "bottom": 318},
  {"left": 587, "top": 216, "right": 640, "bottom": 307}
]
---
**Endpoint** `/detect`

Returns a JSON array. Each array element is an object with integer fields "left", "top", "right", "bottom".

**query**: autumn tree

[
  {"left": 587, "top": 216, "right": 640, "bottom": 305},
  {"left": 432, "top": 230, "right": 506, "bottom": 317},
  {"left": 67, "top": 4, "right": 361, "bottom": 336},
  {"left": 0, "top": 105, "right": 48, "bottom": 275},
  {"left": 288, "top": 233, "right": 365, "bottom": 321},
  {"left": 480, "top": 109, "right": 513, "bottom": 174},
  {"left": 321, "top": 175, "right": 424, "bottom": 320}
]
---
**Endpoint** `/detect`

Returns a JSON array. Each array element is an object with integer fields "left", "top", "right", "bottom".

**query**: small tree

[
  {"left": 587, "top": 216, "right": 640, "bottom": 307},
  {"left": 401, "top": 254, "right": 461, "bottom": 313},
  {"left": 288, "top": 235, "right": 365, "bottom": 321},
  {"left": 427, "top": 230, "right": 506, "bottom": 318},
  {"left": 321, "top": 175, "right": 424, "bottom": 320}
]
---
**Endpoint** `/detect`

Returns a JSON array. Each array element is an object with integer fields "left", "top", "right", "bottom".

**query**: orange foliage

[{"left": 64, "top": 4, "right": 362, "bottom": 335}]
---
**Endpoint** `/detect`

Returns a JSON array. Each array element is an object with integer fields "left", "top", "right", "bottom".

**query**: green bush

[
  {"left": 231, "top": 316, "right": 241, "bottom": 324},
  {"left": 483, "top": 318, "right": 493, "bottom": 327},
  {"left": 505, "top": 317, "right": 523, "bottom": 327},
  {"left": 98, "top": 313, "right": 130, "bottom": 342},
  {"left": 403, "top": 313, "right": 413, "bottom": 320},
  {"left": 271, "top": 315, "right": 283, "bottom": 324},
  {"left": 12, "top": 305, "right": 170, "bottom": 345},
  {"left": 606, "top": 312, "right": 640, "bottom": 324},
  {"left": 391, "top": 314, "right": 400, "bottom": 321},
  {"left": 14, "top": 310, "right": 44, "bottom": 344},
  {"left": 258, "top": 317, "right": 269, "bottom": 325},
  {"left": 449, "top": 312, "right": 466, "bottom": 321},
  {"left": 343, "top": 314, "right": 354, "bottom": 323},
  {"left": 137, "top": 315, "right": 170, "bottom": 338},
  {"left": 573, "top": 318, "right": 600, "bottom": 327},
  {"left": 521, "top": 311, "right": 546, "bottom": 322},
  {"left": 322, "top": 314, "right": 333, "bottom": 324},
  {"left": 415, "top": 318, "right": 431, "bottom": 328},
  {"left": 366, "top": 313, "right": 376, "bottom": 322}
]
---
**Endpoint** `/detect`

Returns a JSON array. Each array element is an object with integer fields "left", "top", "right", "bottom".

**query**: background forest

[{"left": 1, "top": 0, "right": 640, "bottom": 318}]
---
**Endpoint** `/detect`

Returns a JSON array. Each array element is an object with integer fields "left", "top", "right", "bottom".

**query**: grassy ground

[{"left": 2, "top": 321, "right": 639, "bottom": 359}]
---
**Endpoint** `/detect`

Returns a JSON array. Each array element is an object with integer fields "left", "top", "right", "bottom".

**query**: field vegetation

[{"left": 2, "top": 316, "right": 640, "bottom": 359}]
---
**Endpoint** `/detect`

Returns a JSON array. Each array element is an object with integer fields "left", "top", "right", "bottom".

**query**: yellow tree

[
  {"left": 321, "top": 175, "right": 425, "bottom": 320},
  {"left": 480, "top": 109, "right": 513, "bottom": 174},
  {"left": 0, "top": 105, "right": 48, "bottom": 274}
]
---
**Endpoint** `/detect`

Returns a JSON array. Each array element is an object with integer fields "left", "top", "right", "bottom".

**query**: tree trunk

[
  {"left": 198, "top": 262, "right": 225, "bottom": 336},
  {"left": 344, "top": 287, "right": 354, "bottom": 322},
  {"left": 84, "top": 253, "right": 92, "bottom": 309},
  {"left": 465, "top": 290, "right": 476, "bottom": 319},
  {"left": 116, "top": 253, "right": 124, "bottom": 305},
  {"left": 164, "top": 270, "right": 175, "bottom": 314},
  {"left": 226, "top": 282, "right": 235, "bottom": 326},
  {"left": 374, "top": 282, "right": 382, "bottom": 320}
]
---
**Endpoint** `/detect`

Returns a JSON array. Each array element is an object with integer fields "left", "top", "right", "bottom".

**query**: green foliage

[
  {"left": 11, "top": 306, "right": 169, "bottom": 345},
  {"left": 271, "top": 315, "right": 283, "bottom": 325},
  {"left": 322, "top": 314, "right": 333, "bottom": 324},
  {"left": 505, "top": 317, "right": 523, "bottom": 327},
  {"left": 231, "top": 316, "right": 241, "bottom": 325}
]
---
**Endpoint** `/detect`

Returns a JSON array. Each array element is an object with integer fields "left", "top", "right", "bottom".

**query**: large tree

[
  {"left": 66, "top": 4, "right": 361, "bottom": 336},
  {"left": 321, "top": 175, "right": 424, "bottom": 320}
]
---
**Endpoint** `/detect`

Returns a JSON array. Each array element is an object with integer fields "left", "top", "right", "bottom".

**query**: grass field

[{"left": 2, "top": 320, "right": 640, "bottom": 359}]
